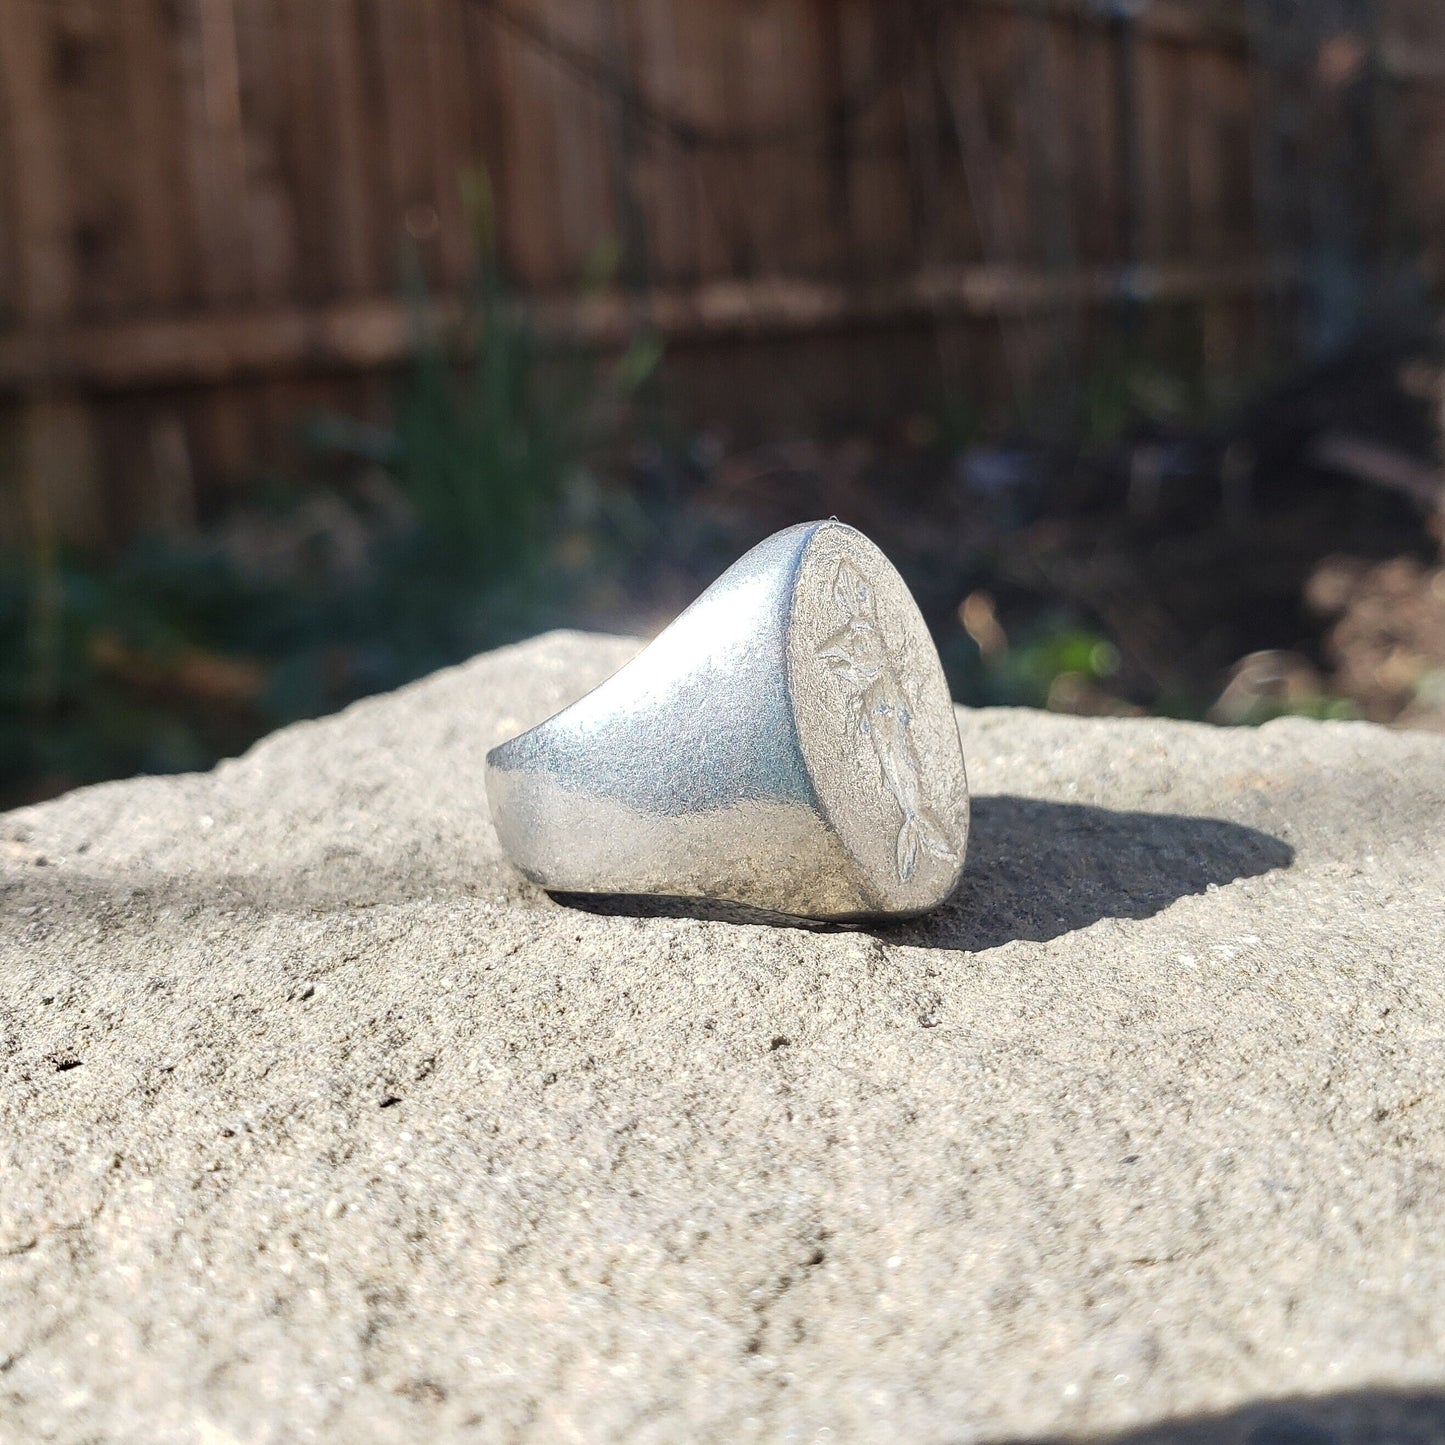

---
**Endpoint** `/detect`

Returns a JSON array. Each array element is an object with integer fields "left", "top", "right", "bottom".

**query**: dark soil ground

[{"left": 630, "top": 332, "right": 1445, "bottom": 734}]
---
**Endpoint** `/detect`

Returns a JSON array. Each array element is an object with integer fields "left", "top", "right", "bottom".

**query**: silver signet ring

[{"left": 485, "top": 520, "right": 969, "bottom": 921}]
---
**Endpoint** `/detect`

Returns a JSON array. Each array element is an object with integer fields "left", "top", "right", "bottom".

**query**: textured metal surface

[{"left": 485, "top": 521, "right": 969, "bottom": 919}]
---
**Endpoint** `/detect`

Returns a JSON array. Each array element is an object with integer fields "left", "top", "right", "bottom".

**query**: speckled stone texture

[{"left": 2, "top": 630, "right": 1443, "bottom": 1444}]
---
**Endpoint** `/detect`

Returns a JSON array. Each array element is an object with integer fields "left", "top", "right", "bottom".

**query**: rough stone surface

[{"left": 2, "top": 630, "right": 1444, "bottom": 1444}]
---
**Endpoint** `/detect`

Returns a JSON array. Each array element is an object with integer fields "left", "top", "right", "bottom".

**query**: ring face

[
  {"left": 485, "top": 520, "right": 969, "bottom": 921},
  {"left": 788, "top": 526, "right": 969, "bottom": 914}
]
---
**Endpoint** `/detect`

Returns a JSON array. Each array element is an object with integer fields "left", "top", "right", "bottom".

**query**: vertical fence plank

[
  {"left": 735, "top": 0, "right": 790, "bottom": 275},
  {"left": 689, "top": 3, "right": 745, "bottom": 282},
  {"left": 323, "top": 0, "right": 381, "bottom": 296},
  {"left": 535, "top": 0, "right": 617, "bottom": 280},
  {"left": 1185, "top": 43, "right": 1227, "bottom": 264},
  {"left": 459, "top": 0, "right": 511, "bottom": 255},
  {"left": 121, "top": 0, "right": 197, "bottom": 310},
  {"left": 0, "top": 0, "right": 79, "bottom": 323},
  {"left": 180, "top": 0, "right": 254, "bottom": 305},
  {"left": 48, "top": 3, "right": 134, "bottom": 320},
  {"left": 488, "top": 0, "right": 566, "bottom": 287},
  {"left": 272, "top": 0, "right": 335, "bottom": 304},
  {"left": 1071, "top": 14, "right": 1124, "bottom": 268},
  {"left": 722, "top": 0, "right": 838, "bottom": 279},
  {"left": 839, "top": 0, "right": 910, "bottom": 278},
  {"left": 424, "top": 0, "right": 482, "bottom": 288},
  {"left": 1380, "top": 0, "right": 1445, "bottom": 286},
  {"left": 369, "top": 0, "right": 436, "bottom": 285},
  {"left": 1136, "top": 33, "right": 1191, "bottom": 265},
  {"left": 0, "top": 25, "right": 16, "bottom": 326},
  {"left": 236, "top": 0, "right": 300, "bottom": 305},
  {"left": 0, "top": 0, "right": 101, "bottom": 548},
  {"left": 620, "top": 0, "right": 697, "bottom": 285}
]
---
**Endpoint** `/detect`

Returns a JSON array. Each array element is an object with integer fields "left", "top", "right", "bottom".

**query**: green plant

[
  {"left": 0, "top": 544, "right": 282, "bottom": 803},
  {"left": 390, "top": 169, "right": 659, "bottom": 595}
]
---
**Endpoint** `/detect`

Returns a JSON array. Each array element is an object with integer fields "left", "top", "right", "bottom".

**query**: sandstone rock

[{"left": 2, "top": 631, "right": 1443, "bottom": 1443}]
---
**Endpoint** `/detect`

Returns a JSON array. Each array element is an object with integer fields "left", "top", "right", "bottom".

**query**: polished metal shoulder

[{"left": 485, "top": 521, "right": 969, "bottom": 921}]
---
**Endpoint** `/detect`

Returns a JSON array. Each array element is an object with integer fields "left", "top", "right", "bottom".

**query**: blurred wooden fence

[{"left": 1, "top": 0, "right": 1443, "bottom": 547}]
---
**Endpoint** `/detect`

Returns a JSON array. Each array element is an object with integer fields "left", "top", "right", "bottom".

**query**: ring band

[{"left": 485, "top": 520, "right": 969, "bottom": 921}]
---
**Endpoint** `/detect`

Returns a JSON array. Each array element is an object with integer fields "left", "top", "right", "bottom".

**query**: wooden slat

[
  {"left": 121, "top": 0, "right": 196, "bottom": 309},
  {"left": 0, "top": 0, "right": 79, "bottom": 322},
  {"left": 1028, "top": 12, "right": 1079, "bottom": 275},
  {"left": 235, "top": 0, "right": 298, "bottom": 305},
  {"left": 421, "top": 0, "right": 479, "bottom": 287},
  {"left": 536, "top": 0, "right": 616, "bottom": 277},
  {"left": 458, "top": 0, "right": 510, "bottom": 254},
  {"left": 1135, "top": 34, "right": 1192, "bottom": 264},
  {"left": 0, "top": 260, "right": 1305, "bottom": 393},
  {"left": 752, "top": 0, "right": 834, "bottom": 275},
  {"left": 621, "top": 0, "right": 699, "bottom": 284},
  {"left": 0, "top": 10, "right": 16, "bottom": 321},
  {"left": 352, "top": 0, "right": 397, "bottom": 291},
  {"left": 839, "top": 0, "right": 910, "bottom": 276},
  {"left": 370, "top": 0, "right": 437, "bottom": 284},
  {"left": 178, "top": 0, "right": 253, "bottom": 305},
  {"left": 1395, "top": 84, "right": 1445, "bottom": 285},
  {"left": 1069, "top": 15, "right": 1124, "bottom": 267},
  {"left": 271, "top": 0, "right": 335, "bottom": 303},
  {"left": 1185, "top": 42, "right": 1229, "bottom": 263},
  {"left": 488, "top": 0, "right": 566, "bottom": 286},
  {"left": 49, "top": 2, "right": 133, "bottom": 320},
  {"left": 323, "top": 0, "right": 380, "bottom": 295},
  {"left": 735, "top": 0, "right": 791, "bottom": 274},
  {"left": 649, "top": 0, "right": 735, "bottom": 281},
  {"left": 0, "top": 0, "right": 104, "bottom": 549}
]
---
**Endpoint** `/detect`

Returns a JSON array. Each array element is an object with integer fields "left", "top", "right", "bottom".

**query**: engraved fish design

[{"left": 817, "top": 559, "right": 957, "bottom": 881}]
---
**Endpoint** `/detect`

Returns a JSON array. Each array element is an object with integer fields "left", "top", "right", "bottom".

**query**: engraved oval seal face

[{"left": 786, "top": 522, "right": 970, "bottom": 914}]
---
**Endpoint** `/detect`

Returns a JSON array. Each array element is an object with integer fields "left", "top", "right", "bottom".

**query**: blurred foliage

[
  {"left": 388, "top": 171, "right": 661, "bottom": 587},
  {"left": 2, "top": 544, "right": 269, "bottom": 797},
  {"left": 926, "top": 308, "right": 1290, "bottom": 451},
  {"left": 1211, "top": 693, "right": 1358, "bottom": 726},
  {"left": 939, "top": 603, "right": 1125, "bottom": 713},
  {"left": 1, "top": 186, "right": 662, "bottom": 807}
]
